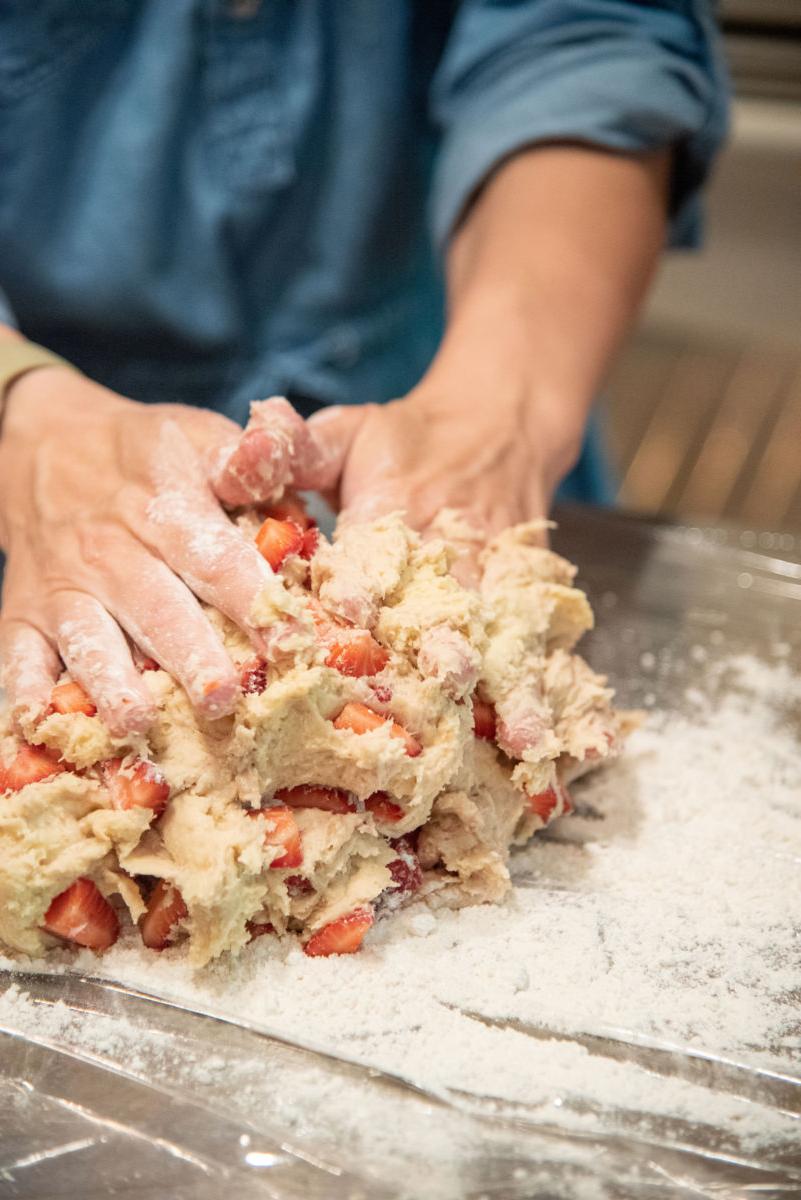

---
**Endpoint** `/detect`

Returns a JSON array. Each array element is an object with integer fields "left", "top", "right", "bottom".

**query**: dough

[{"left": 0, "top": 509, "right": 624, "bottom": 965}]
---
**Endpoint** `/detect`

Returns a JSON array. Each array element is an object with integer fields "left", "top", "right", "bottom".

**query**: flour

[{"left": 2, "top": 654, "right": 800, "bottom": 1179}]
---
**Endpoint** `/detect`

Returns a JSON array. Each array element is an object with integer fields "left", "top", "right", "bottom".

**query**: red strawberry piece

[
  {"left": 472, "top": 697, "right": 497, "bottom": 741},
  {"left": 138, "top": 656, "right": 161, "bottom": 672},
  {"left": 275, "top": 784, "right": 357, "bottom": 814},
  {"left": 265, "top": 492, "right": 314, "bottom": 531},
  {"left": 326, "top": 633, "right": 389, "bottom": 678},
  {"left": 103, "top": 758, "right": 170, "bottom": 816},
  {"left": 247, "top": 920, "right": 276, "bottom": 941},
  {"left": 303, "top": 907, "right": 374, "bottom": 958},
  {"left": 364, "top": 792, "right": 404, "bottom": 823},
  {"left": 387, "top": 837, "right": 423, "bottom": 893},
  {"left": 332, "top": 702, "right": 421, "bottom": 758},
  {"left": 139, "top": 879, "right": 187, "bottom": 950},
  {"left": 527, "top": 787, "right": 559, "bottom": 822},
  {"left": 43, "top": 877, "right": 119, "bottom": 951},
  {"left": 249, "top": 805, "right": 303, "bottom": 869},
  {"left": 300, "top": 526, "right": 320, "bottom": 560},
  {"left": 286, "top": 874, "right": 315, "bottom": 897},
  {"left": 255, "top": 517, "right": 303, "bottom": 571},
  {"left": 527, "top": 782, "right": 572, "bottom": 823},
  {"left": 370, "top": 683, "right": 393, "bottom": 704},
  {"left": 0, "top": 743, "right": 67, "bottom": 793},
  {"left": 241, "top": 657, "right": 269, "bottom": 694},
  {"left": 50, "top": 681, "right": 97, "bottom": 717}
]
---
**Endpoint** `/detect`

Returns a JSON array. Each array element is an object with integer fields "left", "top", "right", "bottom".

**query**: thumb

[{"left": 306, "top": 404, "right": 368, "bottom": 494}]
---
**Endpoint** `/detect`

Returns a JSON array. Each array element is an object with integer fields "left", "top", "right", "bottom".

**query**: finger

[
  {"left": 424, "top": 509, "right": 489, "bottom": 589},
  {"left": 143, "top": 480, "right": 288, "bottom": 655},
  {"left": 306, "top": 404, "right": 367, "bottom": 497},
  {"left": 95, "top": 542, "right": 241, "bottom": 719},
  {"left": 209, "top": 397, "right": 341, "bottom": 506},
  {"left": 0, "top": 618, "right": 60, "bottom": 728},
  {"left": 417, "top": 625, "right": 480, "bottom": 700},
  {"left": 53, "top": 591, "right": 157, "bottom": 736}
]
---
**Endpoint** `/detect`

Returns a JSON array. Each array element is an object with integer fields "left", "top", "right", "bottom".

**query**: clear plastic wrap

[{"left": 2, "top": 507, "right": 800, "bottom": 1199}]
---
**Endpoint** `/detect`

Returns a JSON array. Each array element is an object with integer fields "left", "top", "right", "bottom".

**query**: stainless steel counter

[{"left": 1, "top": 507, "right": 800, "bottom": 1200}]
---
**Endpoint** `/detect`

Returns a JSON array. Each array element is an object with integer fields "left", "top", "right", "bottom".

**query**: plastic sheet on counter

[{"left": 2, "top": 507, "right": 800, "bottom": 1199}]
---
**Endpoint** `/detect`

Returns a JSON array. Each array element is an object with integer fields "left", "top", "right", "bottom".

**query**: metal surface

[{"left": 1, "top": 506, "right": 800, "bottom": 1200}]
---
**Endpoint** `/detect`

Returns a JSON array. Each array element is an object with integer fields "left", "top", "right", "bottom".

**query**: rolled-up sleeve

[{"left": 430, "top": 0, "right": 730, "bottom": 250}]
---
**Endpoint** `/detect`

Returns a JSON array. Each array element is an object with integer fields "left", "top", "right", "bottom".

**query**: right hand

[{"left": 0, "top": 367, "right": 334, "bottom": 735}]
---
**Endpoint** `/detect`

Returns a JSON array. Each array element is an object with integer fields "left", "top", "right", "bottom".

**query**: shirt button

[{"left": 327, "top": 326, "right": 361, "bottom": 368}]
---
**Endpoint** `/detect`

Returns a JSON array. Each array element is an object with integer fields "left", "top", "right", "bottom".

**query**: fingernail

[
  {"left": 197, "top": 677, "right": 240, "bottom": 719},
  {"left": 108, "top": 700, "right": 158, "bottom": 738}
]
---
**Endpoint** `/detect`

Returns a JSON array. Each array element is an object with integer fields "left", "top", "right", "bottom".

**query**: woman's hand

[
  {"left": 310, "top": 350, "right": 582, "bottom": 540},
  {"left": 312, "top": 144, "right": 669, "bottom": 549},
  {"left": 0, "top": 368, "right": 334, "bottom": 734}
]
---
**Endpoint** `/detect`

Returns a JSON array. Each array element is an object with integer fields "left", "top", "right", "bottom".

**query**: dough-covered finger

[
  {"left": 99, "top": 548, "right": 241, "bottom": 719},
  {"left": 0, "top": 619, "right": 60, "bottom": 727},
  {"left": 209, "top": 397, "right": 339, "bottom": 506},
  {"left": 143, "top": 452, "right": 294, "bottom": 654},
  {"left": 145, "top": 495, "right": 284, "bottom": 655},
  {"left": 53, "top": 591, "right": 157, "bottom": 736}
]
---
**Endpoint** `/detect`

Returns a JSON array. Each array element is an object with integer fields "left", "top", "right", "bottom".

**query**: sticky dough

[{"left": 0, "top": 511, "right": 625, "bottom": 965}]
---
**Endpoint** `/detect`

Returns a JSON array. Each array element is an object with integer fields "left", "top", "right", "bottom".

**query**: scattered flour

[{"left": 1, "top": 654, "right": 800, "bottom": 1194}]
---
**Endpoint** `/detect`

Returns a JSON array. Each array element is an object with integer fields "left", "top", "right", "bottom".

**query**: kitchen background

[{"left": 603, "top": 0, "right": 801, "bottom": 530}]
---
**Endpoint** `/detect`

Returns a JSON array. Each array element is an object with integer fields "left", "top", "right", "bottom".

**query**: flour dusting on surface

[{"left": 2, "top": 654, "right": 800, "bottom": 1179}]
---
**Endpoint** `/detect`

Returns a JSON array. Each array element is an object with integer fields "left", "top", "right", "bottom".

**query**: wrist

[
  {"left": 410, "top": 299, "right": 589, "bottom": 487},
  {"left": 0, "top": 339, "right": 81, "bottom": 435},
  {"left": 2, "top": 363, "right": 129, "bottom": 442}
]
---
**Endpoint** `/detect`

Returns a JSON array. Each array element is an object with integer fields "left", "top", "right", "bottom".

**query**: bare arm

[{"left": 312, "top": 144, "right": 671, "bottom": 532}]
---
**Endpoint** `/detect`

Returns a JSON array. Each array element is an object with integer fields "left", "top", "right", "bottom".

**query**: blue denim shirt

[{"left": 0, "top": 1, "right": 727, "bottom": 500}]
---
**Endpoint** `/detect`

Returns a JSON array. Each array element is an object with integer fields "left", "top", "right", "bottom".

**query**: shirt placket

[{"left": 201, "top": 0, "right": 295, "bottom": 197}]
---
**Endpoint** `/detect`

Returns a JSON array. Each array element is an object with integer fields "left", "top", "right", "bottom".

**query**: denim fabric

[{"left": 0, "top": 1, "right": 727, "bottom": 502}]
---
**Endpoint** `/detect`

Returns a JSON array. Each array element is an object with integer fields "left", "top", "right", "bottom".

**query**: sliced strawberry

[
  {"left": 300, "top": 526, "right": 320, "bottom": 560},
  {"left": 286, "top": 874, "right": 315, "bottom": 897},
  {"left": 102, "top": 757, "right": 170, "bottom": 815},
  {"left": 527, "top": 782, "right": 572, "bottom": 823},
  {"left": 303, "top": 907, "right": 374, "bottom": 958},
  {"left": 275, "top": 784, "right": 357, "bottom": 814},
  {"left": 265, "top": 492, "right": 314, "bottom": 531},
  {"left": 332, "top": 702, "right": 421, "bottom": 758},
  {"left": 247, "top": 920, "right": 276, "bottom": 941},
  {"left": 255, "top": 517, "right": 304, "bottom": 571},
  {"left": 249, "top": 805, "right": 303, "bottom": 869},
  {"left": 326, "top": 633, "right": 389, "bottom": 678},
  {"left": 138, "top": 656, "right": 161, "bottom": 672},
  {"left": 472, "top": 697, "right": 497, "bottom": 741},
  {"left": 241, "top": 657, "right": 269, "bottom": 695},
  {"left": 0, "top": 743, "right": 67, "bottom": 793},
  {"left": 50, "top": 681, "right": 97, "bottom": 717},
  {"left": 365, "top": 792, "right": 404, "bottom": 823},
  {"left": 139, "top": 879, "right": 187, "bottom": 950},
  {"left": 387, "top": 837, "right": 422, "bottom": 893},
  {"left": 43, "top": 877, "right": 119, "bottom": 951},
  {"left": 527, "top": 787, "right": 558, "bottom": 822}
]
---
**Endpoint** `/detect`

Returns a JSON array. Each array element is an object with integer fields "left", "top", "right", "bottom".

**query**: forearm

[{"left": 427, "top": 145, "right": 670, "bottom": 482}]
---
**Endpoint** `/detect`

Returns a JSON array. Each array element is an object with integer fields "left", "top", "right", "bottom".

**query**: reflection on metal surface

[{"left": 1, "top": 507, "right": 800, "bottom": 1199}]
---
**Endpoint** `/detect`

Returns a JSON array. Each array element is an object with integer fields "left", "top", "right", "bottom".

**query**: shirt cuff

[{"left": 431, "top": 17, "right": 729, "bottom": 253}]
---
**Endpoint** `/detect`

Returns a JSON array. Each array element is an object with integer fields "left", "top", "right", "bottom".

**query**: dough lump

[{"left": 0, "top": 511, "right": 624, "bottom": 964}]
